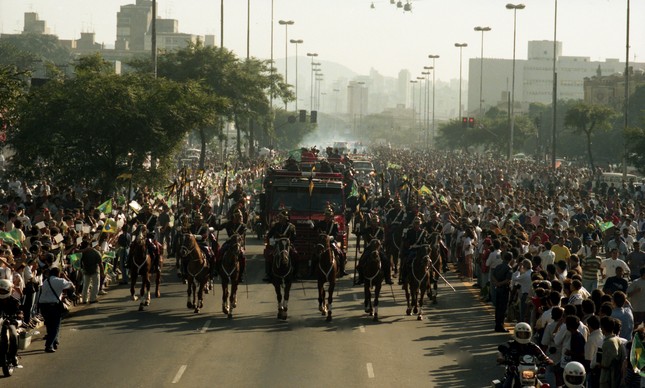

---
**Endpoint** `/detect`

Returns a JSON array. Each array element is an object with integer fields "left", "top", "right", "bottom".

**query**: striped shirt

[{"left": 581, "top": 255, "right": 602, "bottom": 282}]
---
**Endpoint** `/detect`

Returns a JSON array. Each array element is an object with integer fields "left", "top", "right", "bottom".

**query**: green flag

[
  {"left": 0, "top": 231, "right": 20, "bottom": 247},
  {"left": 631, "top": 333, "right": 645, "bottom": 376},
  {"left": 287, "top": 149, "right": 302, "bottom": 162},
  {"left": 96, "top": 198, "right": 113, "bottom": 214},
  {"left": 347, "top": 184, "right": 359, "bottom": 199},
  {"left": 599, "top": 221, "right": 614, "bottom": 232},
  {"left": 68, "top": 253, "right": 82, "bottom": 270}
]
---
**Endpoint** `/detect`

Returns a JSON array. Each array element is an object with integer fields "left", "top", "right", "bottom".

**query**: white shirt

[
  {"left": 38, "top": 276, "right": 74, "bottom": 304},
  {"left": 585, "top": 329, "right": 604, "bottom": 368},
  {"left": 539, "top": 250, "right": 556, "bottom": 268},
  {"left": 601, "top": 258, "right": 630, "bottom": 277}
]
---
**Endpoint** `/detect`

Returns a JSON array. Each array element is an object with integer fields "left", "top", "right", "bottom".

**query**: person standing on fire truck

[{"left": 314, "top": 207, "right": 348, "bottom": 277}]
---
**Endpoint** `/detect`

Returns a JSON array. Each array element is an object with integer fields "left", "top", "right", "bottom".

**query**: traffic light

[
  {"left": 299, "top": 110, "right": 307, "bottom": 123},
  {"left": 461, "top": 117, "right": 468, "bottom": 129},
  {"left": 310, "top": 110, "right": 317, "bottom": 123},
  {"left": 468, "top": 117, "right": 475, "bottom": 128}
]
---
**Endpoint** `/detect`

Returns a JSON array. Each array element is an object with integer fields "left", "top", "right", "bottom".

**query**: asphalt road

[{"left": 8, "top": 237, "right": 514, "bottom": 388}]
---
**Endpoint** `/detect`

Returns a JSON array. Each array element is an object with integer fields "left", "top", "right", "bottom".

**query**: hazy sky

[{"left": 1, "top": 0, "right": 643, "bottom": 82}]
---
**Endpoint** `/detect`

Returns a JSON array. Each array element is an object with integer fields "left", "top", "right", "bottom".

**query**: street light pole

[
  {"left": 454, "top": 43, "right": 468, "bottom": 120},
  {"left": 623, "top": 0, "right": 631, "bottom": 177},
  {"left": 220, "top": 0, "right": 224, "bottom": 47},
  {"left": 416, "top": 76, "right": 424, "bottom": 130},
  {"left": 428, "top": 55, "right": 439, "bottom": 143},
  {"left": 422, "top": 68, "right": 432, "bottom": 148},
  {"left": 551, "top": 0, "right": 558, "bottom": 168},
  {"left": 278, "top": 20, "right": 294, "bottom": 110},
  {"left": 506, "top": 3, "right": 525, "bottom": 160},
  {"left": 290, "top": 39, "right": 303, "bottom": 111},
  {"left": 410, "top": 80, "right": 418, "bottom": 130},
  {"left": 474, "top": 26, "right": 491, "bottom": 117},
  {"left": 307, "top": 53, "right": 318, "bottom": 111}
]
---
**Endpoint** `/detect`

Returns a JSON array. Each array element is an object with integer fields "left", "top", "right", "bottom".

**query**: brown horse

[
  {"left": 314, "top": 234, "right": 338, "bottom": 322},
  {"left": 178, "top": 231, "right": 210, "bottom": 313},
  {"left": 218, "top": 234, "right": 242, "bottom": 319},
  {"left": 128, "top": 226, "right": 151, "bottom": 311},
  {"left": 363, "top": 240, "right": 384, "bottom": 322},
  {"left": 403, "top": 243, "right": 431, "bottom": 320},
  {"left": 271, "top": 237, "right": 293, "bottom": 320}
]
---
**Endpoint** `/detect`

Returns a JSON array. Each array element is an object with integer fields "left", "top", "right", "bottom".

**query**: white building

[{"left": 467, "top": 40, "right": 645, "bottom": 116}]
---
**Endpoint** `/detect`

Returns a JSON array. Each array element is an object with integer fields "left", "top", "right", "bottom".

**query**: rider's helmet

[
  {"left": 563, "top": 361, "right": 586, "bottom": 388},
  {"left": 194, "top": 212, "right": 203, "bottom": 223},
  {"left": 0, "top": 278, "right": 13, "bottom": 299},
  {"left": 513, "top": 322, "right": 532, "bottom": 344},
  {"left": 370, "top": 214, "right": 380, "bottom": 226},
  {"left": 324, "top": 207, "right": 333, "bottom": 218},
  {"left": 412, "top": 217, "right": 422, "bottom": 227},
  {"left": 278, "top": 210, "right": 289, "bottom": 222}
]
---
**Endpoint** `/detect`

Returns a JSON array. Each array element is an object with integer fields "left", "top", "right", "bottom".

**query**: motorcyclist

[
  {"left": 496, "top": 322, "right": 553, "bottom": 388},
  {"left": 0, "top": 279, "right": 22, "bottom": 368},
  {"left": 314, "top": 207, "right": 347, "bottom": 277},
  {"left": 562, "top": 361, "right": 586, "bottom": 388}
]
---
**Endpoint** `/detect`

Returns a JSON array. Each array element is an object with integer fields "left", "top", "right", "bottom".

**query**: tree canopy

[{"left": 9, "top": 55, "right": 217, "bottom": 194}]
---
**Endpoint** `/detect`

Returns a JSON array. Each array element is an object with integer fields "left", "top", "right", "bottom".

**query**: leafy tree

[
  {"left": 272, "top": 109, "right": 316, "bottom": 150},
  {"left": 0, "top": 33, "right": 71, "bottom": 67},
  {"left": 564, "top": 103, "right": 616, "bottom": 172},
  {"left": 625, "top": 86, "right": 645, "bottom": 173},
  {"left": 11, "top": 57, "right": 217, "bottom": 194},
  {"left": 0, "top": 65, "right": 28, "bottom": 140},
  {"left": 130, "top": 42, "right": 293, "bottom": 164}
]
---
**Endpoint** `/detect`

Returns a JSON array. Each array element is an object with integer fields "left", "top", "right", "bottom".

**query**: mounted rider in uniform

[
  {"left": 264, "top": 210, "right": 297, "bottom": 281},
  {"left": 214, "top": 210, "right": 247, "bottom": 282},
  {"left": 399, "top": 216, "right": 430, "bottom": 285},
  {"left": 313, "top": 207, "right": 347, "bottom": 277},
  {"left": 189, "top": 213, "right": 217, "bottom": 278},
  {"left": 355, "top": 214, "right": 393, "bottom": 285}
]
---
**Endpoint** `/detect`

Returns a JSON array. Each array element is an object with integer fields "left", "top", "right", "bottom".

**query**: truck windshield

[{"left": 270, "top": 186, "right": 344, "bottom": 213}]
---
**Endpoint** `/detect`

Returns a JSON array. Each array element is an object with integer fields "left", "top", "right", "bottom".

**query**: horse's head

[
  {"left": 274, "top": 238, "right": 291, "bottom": 269},
  {"left": 367, "top": 239, "right": 382, "bottom": 253},
  {"left": 178, "top": 232, "right": 199, "bottom": 260},
  {"left": 224, "top": 234, "right": 242, "bottom": 262}
]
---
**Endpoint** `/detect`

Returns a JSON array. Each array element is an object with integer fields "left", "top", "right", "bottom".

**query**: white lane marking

[
  {"left": 172, "top": 365, "right": 187, "bottom": 384},
  {"left": 366, "top": 363, "right": 375, "bottom": 378},
  {"left": 200, "top": 320, "right": 211, "bottom": 333},
  {"left": 359, "top": 325, "right": 365, "bottom": 333}
]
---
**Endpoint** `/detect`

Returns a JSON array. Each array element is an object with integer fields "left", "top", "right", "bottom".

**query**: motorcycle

[
  {"left": 492, "top": 345, "right": 550, "bottom": 388},
  {"left": 0, "top": 313, "right": 20, "bottom": 377}
]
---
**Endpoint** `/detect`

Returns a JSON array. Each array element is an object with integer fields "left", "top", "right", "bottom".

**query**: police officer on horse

[
  {"left": 214, "top": 210, "right": 247, "bottom": 282},
  {"left": 313, "top": 206, "right": 348, "bottom": 277},
  {"left": 355, "top": 213, "right": 394, "bottom": 285},
  {"left": 264, "top": 210, "right": 297, "bottom": 281}
]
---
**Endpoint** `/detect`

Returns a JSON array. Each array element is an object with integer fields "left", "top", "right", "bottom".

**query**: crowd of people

[{"left": 1, "top": 146, "right": 645, "bottom": 387}]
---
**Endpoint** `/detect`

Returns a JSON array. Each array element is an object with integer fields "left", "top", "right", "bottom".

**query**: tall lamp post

[
  {"left": 307, "top": 53, "right": 318, "bottom": 111},
  {"left": 474, "top": 26, "right": 491, "bottom": 117},
  {"left": 422, "top": 68, "right": 432, "bottom": 147},
  {"left": 416, "top": 76, "right": 424, "bottom": 129},
  {"left": 454, "top": 43, "right": 468, "bottom": 119},
  {"left": 551, "top": 0, "right": 558, "bottom": 168},
  {"left": 506, "top": 3, "right": 525, "bottom": 160},
  {"left": 290, "top": 39, "right": 303, "bottom": 111},
  {"left": 623, "top": 0, "right": 631, "bottom": 177},
  {"left": 410, "top": 80, "right": 418, "bottom": 130},
  {"left": 428, "top": 54, "right": 439, "bottom": 143},
  {"left": 316, "top": 73, "right": 324, "bottom": 110},
  {"left": 278, "top": 20, "right": 294, "bottom": 110}
]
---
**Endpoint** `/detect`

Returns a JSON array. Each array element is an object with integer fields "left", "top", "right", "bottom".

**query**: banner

[{"left": 96, "top": 198, "right": 113, "bottom": 214}]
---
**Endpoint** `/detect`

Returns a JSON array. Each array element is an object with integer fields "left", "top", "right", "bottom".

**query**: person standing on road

[
  {"left": 626, "top": 241, "right": 645, "bottom": 281},
  {"left": 492, "top": 252, "right": 514, "bottom": 332},
  {"left": 38, "top": 266, "right": 75, "bottom": 353},
  {"left": 80, "top": 240, "right": 103, "bottom": 304}
]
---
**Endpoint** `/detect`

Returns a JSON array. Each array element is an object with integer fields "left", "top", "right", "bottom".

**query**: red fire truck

[{"left": 261, "top": 168, "right": 347, "bottom": 275}]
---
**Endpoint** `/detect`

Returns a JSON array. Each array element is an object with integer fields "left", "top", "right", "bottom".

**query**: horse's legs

[
  {"left": 221, "top": 279, "right": 229, "bottom": 315},
  {"left": 317, "top": 279, "right": 325, "bottom": 315},
  {"left": 186, "top": 281, "right": 194, "bottom": 309},
  {"left": 195, "top": 281, "right": 204, "bottom": 313},
  {"left": 411, "top": 284, "right": 419, "bottom": 316},
  {"left": 155, "top": 270, "right": 161, "bottom": 298},
  {"left": 364, "top": 283, "right": 373, "bottom": 314},
  {"left": 273, "top": 282, "right": 283, "bottom": 319},
  {"left": 283, "top": 281, "right": 291, "bottom": 315},
  {"left": 417, "top": 281, "right": 426, "bottom": 320},
  {"left": 130, "top": 271, "right": 137, "bottom": 301},
  {"left": 404, "top": 282, "right": 411, "bottom": 316},
  {"left": 230, "top": 278, "right": 238, "bottom": 309},
  {"left": 326, "top": 279, "right": 335, "bottom": 322},
  {"left": 433, "top": 277, "right": 438, "bottom": 304},
  {"left": 373, "top": 282, "right": 382, "bottom": 321}
]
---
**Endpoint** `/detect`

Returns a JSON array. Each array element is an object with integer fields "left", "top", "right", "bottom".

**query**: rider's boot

[
  {"left": 354, "top": 267, "right": 364, "bottom": 285},
  {"left": 339, "top": 252, "right": 349, "bottom": 277},
  {"left": 262, "top": 258, "right": 271, "bottom": 282},
  {"left": 382, "top": 258, "right": 394, "bottom": 285}
]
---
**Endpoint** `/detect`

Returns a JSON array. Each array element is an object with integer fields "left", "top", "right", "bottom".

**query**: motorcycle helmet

[
  {"left": 0, "top": 278, "right": 12, "bottom": 299},
  {"left": 513, "top": 322, "right": 532, "bottom": 344},
  {"left": 563, "top": 361, "right": 585, "bottom": 388}
]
